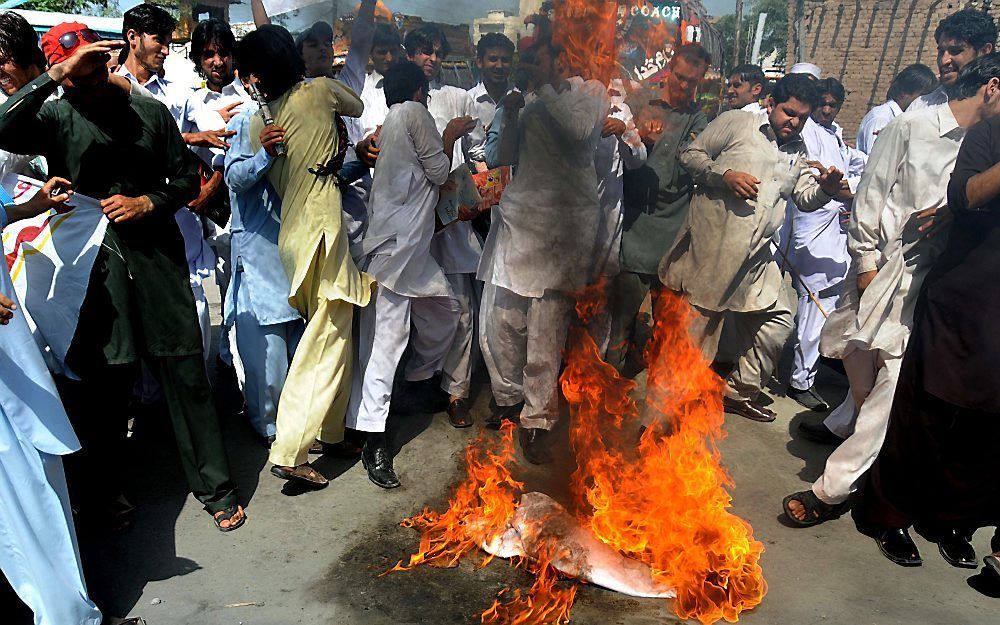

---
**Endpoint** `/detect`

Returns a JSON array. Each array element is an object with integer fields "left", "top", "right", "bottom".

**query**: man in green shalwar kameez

[{"left": 0, "top": 26, "right": 245, "bottom": 531}]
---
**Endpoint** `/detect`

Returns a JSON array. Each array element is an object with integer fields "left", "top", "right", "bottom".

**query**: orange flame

[
  {"left": 481, "top": 555, "right": 578, "bottom": 625},
  {"left": 391, "top": 421, "right": 523, "bottom": 572},
  {"left": 561, "top": 285, "right": 767, "bottom": 624}
]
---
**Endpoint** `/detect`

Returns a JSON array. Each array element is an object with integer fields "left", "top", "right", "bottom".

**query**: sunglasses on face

[{"left": 58, "top": 28, "right": 101, "bottom": 50}]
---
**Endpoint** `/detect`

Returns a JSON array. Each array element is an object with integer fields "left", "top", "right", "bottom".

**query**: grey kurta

[
  {"left": 620, "top": 93, "right": 706, "bottom": 275},
  {"left": 660, "top": 110, "right": 829, "bottom": 313}
]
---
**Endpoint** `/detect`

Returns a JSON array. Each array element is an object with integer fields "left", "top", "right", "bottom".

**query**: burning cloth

[{"left": 483, "top": 492, "right": 675, "bottom": 599}]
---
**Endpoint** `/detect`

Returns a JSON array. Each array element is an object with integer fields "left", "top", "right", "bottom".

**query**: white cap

[{"left": 788, "top": 62, "right": 822, "bottom": 79}]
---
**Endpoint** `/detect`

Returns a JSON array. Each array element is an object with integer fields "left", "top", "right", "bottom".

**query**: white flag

[{"left": 1, "top": 174, "right": 108, "bottom": 376}]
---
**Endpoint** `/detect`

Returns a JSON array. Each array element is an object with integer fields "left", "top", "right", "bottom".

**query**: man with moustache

[
  {"left": 606, "top": 43, "right": 710, "bottom": 374},
  {"left": 356, "top": 23, "right": 404, "bottom": 166},
  {"left": 478, "top": 33, "right": 610, "bottom": 462},
  {"left": 0, "top": 25, "right": 245, "bottom": 531},
  {"left": 401, "top": 25, "right": 480, "bottom": 428},
  {"left": 908, "top": 8, "right": 996, "bottom": 111},
  {"left": 782, "top": 77, "right": 867, "bottom": 413},
  {"left": 296, "top": 21, "right": 334, "bottom": 79},
  {"left": 661, "top": 74, "right": 845, "bottom": 423},
  {"left": 179, "top": 19, "right": 246, "bottom": 370}
]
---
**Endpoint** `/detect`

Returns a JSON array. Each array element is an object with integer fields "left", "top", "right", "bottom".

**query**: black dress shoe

[
  {"left": 518, "top": 426, "right": 553, "bottom": 464},
  {"left": 787, "top": 386, "right": 830, "bottom": 412},
  {"left": 361, "top": 435, "right": 400, "bottom": 489},
  {"left": 722, "top": 396, "right": 777, "bottom": 422},
  {"left": 486, "top": 399, "right": 522, "bottom": 429},
  {"left": 874, "top": 527, "right": 922, "bottom": 567},
  {"left": 447, "top": 398, "right": 474, "bottom": 428},
  {"left": 797, "top": 420, "right": 844, "bottom": 445},
  {"left": 935, "top": 529, "right": 978, "bottom": 569}
]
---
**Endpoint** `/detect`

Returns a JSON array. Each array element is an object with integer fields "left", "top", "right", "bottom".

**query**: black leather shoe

[
  {"left": 723, "top": 396, "right": 777, "bottom": 422},
  {"left": 518, "top": 426, "right": 553, "bottom": 464},
  {"left": 937, "top": 529, "right": 978, "bottom": 569},
  {"left": 486, "top": 399, "right": 522, "bottom": 429},
  {"left": 874, "top": 528, "right": 922, "bottom": 567},
  {"left": 787, "top": 386, "right": 830, "bottom": 412},
  {"left": 797, "top": 420, "right": 844, "bottom": 445},
  {"left": 448, "top": 398, "right": 474, "bottom": 428},
  {"left": 361, "top": 435, "right": 401, "bottom": 489}
]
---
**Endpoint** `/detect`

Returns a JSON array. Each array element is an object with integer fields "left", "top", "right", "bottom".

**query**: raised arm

[
  {"left": 340, "top": 0, "right": 376, "bottom": 94},
  {"left": 0, "top": 73, "right": 60, "bottom": 156},
  {"left": 616, "top": 102, "right": 648, "bottom": 170}
]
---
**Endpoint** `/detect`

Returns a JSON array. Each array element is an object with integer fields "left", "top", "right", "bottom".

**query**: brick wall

[{"left": 786, "top": 0, "right": 1000, "bottom": 138}]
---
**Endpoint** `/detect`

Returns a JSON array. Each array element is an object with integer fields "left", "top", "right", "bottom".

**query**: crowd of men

[{"left": 1, "top": 2, "right": 999, "bottom": 623}]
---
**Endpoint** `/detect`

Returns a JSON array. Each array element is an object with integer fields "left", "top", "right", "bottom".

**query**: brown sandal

[{"left": 270, "top": 463, "right": 329, "bottom": 489}]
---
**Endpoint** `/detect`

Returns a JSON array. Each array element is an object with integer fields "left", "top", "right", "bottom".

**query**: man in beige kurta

[
  {"left": 660, "top": 74, "right": 843, "bottom": 422},
  {"left": 240, "top": 28, "right": 373, "bottom": 486}
]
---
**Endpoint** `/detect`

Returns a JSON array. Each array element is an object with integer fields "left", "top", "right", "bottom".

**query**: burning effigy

[
  {"left": 391, "top": 284, "right": 766, "bottom": 624},
  {"left": 390, "top": 2, "right": 765, "bottom": 623}
]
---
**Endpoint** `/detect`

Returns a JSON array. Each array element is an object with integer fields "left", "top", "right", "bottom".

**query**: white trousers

[
  {"left": 790, "top": 292, "right": 839, "bottom": 391},
  {"left": 419, "top": 273, "right": 476, "bottom": 399},
  {"left": 348, "top": 285, "right": 460, "bottom": 433},
  {"left": 0, "top": 410, "right": 101, "bottom": 625},
  {"left": 479, "top": 282, "right": 574, "bottom": 430},
  {"left": 811, "top": 348, "right": 902, "bottom": 504}
]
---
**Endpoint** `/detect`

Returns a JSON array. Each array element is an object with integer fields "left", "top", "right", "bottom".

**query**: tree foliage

[
  {"left": 21, "top": 0, "right": 121, "bottom": 17},
  {"left": 717, "top": 0, "right": 788, "bottom": 72}
]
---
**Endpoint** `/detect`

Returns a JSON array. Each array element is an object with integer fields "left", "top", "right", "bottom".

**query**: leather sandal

[{"left": 270, "top": 463, "right": 329, "bottom": 489}]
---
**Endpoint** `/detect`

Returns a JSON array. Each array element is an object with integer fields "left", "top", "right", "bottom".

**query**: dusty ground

[{"left": 5, "top": 285, "right": 999, "bottom": 625}]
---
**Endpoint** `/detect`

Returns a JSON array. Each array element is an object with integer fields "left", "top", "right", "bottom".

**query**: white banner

[{"left": 1, "top": 174, "right": 108, "bottom": 376}]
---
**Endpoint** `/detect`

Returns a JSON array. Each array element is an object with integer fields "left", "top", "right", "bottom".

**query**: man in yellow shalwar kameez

[{"left": 236, "top": 25, "right": 373, "bottom": 488}]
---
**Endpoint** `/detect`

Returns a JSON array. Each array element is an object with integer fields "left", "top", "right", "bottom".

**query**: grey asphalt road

[{"left": 8, "top": 283, "right": 998, "bottom": 625}]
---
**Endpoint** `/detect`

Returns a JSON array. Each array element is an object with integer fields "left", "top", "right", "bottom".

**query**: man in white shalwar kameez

[
  {"left": 401, "top": 26, "right": 482, "bottom": 427},
  {"left": 478, "top": 34, "right": 610, "bottom": 464},
  {"left": 0, "top": 180, "right": 110, "bottom": 625},
  {"left": 781, "top": 59, "right": 1000, "bottom": 526},
  {"left": 907, "top": 9, "right": 995, "bottom": 113},
  {"left": 782, "top": 78, "right": 866, "bottom": 412},
  {"left": 348, "top": 61, "right": 469, "bottom": 488},
  {"left": 856, "top": 64, "right": 937, "bottom": 155}
]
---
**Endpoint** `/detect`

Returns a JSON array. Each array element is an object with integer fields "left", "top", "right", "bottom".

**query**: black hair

[
  {"left": 477, "top": 32, "right": 514, "bottom": 59},
  {"left": 0, "top": 12, "right": 44, "bottom": 70},
  {"left": 190, "top": 19, "right": 235, "bottom": 74},
  {"left": 384, "top": 60, "right": 428, "bottom": 106},
  {"left": 935, "top": 8, "right": 998, "bottom": 50},
  {"left": 816, "top": 77, "right": 846, "bottom": 104},
  {"left": 235, "top": 25, "right": 303, "bottom": 100},
  {"left": 770, "top": 72, "right": 820, "bottom": 109},
  {"left": 372, "top": 23, "right": 401, "bottom": 52},
  {"left": 948, "top": 51, "right": 1000, "bottom": 100},
  {"left": 669, "top": 43, "right": 712, "bottom": 68},
  {"left": 728, "top": 63, "right": 764, "bottom": 88},
  {"left": 122, "top": 3, "right": 176, "bottom": 40},
  {"left": 404, "top": 25, "right": 450, "bottom": 59},
  {"left": 887, "top": 63, "right": 938, "bottom": 101}
]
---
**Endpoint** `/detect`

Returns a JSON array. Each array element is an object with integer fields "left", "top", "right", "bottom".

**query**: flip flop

[
  {"left": 212, "top": 505, "right": 246, "bottom": 533},
  {"left": 782, "top": 490, "right": 848, "bottom": 527}
]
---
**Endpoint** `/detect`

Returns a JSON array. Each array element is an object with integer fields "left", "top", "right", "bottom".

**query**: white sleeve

[
  {"left": 849, "top": 117, "right": 907, "bottom": 273},
  {"left": 409, "top": 105, "right": 451, "bottom": 186}
]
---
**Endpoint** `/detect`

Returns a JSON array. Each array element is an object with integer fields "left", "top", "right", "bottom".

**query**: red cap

[{"left": 41, "top": 22, "right": 92, "bottom": 66}]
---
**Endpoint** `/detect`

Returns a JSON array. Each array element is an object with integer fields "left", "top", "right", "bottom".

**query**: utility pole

[{"left": 734, "top": 0, "right": 745, "bottom": 67}]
